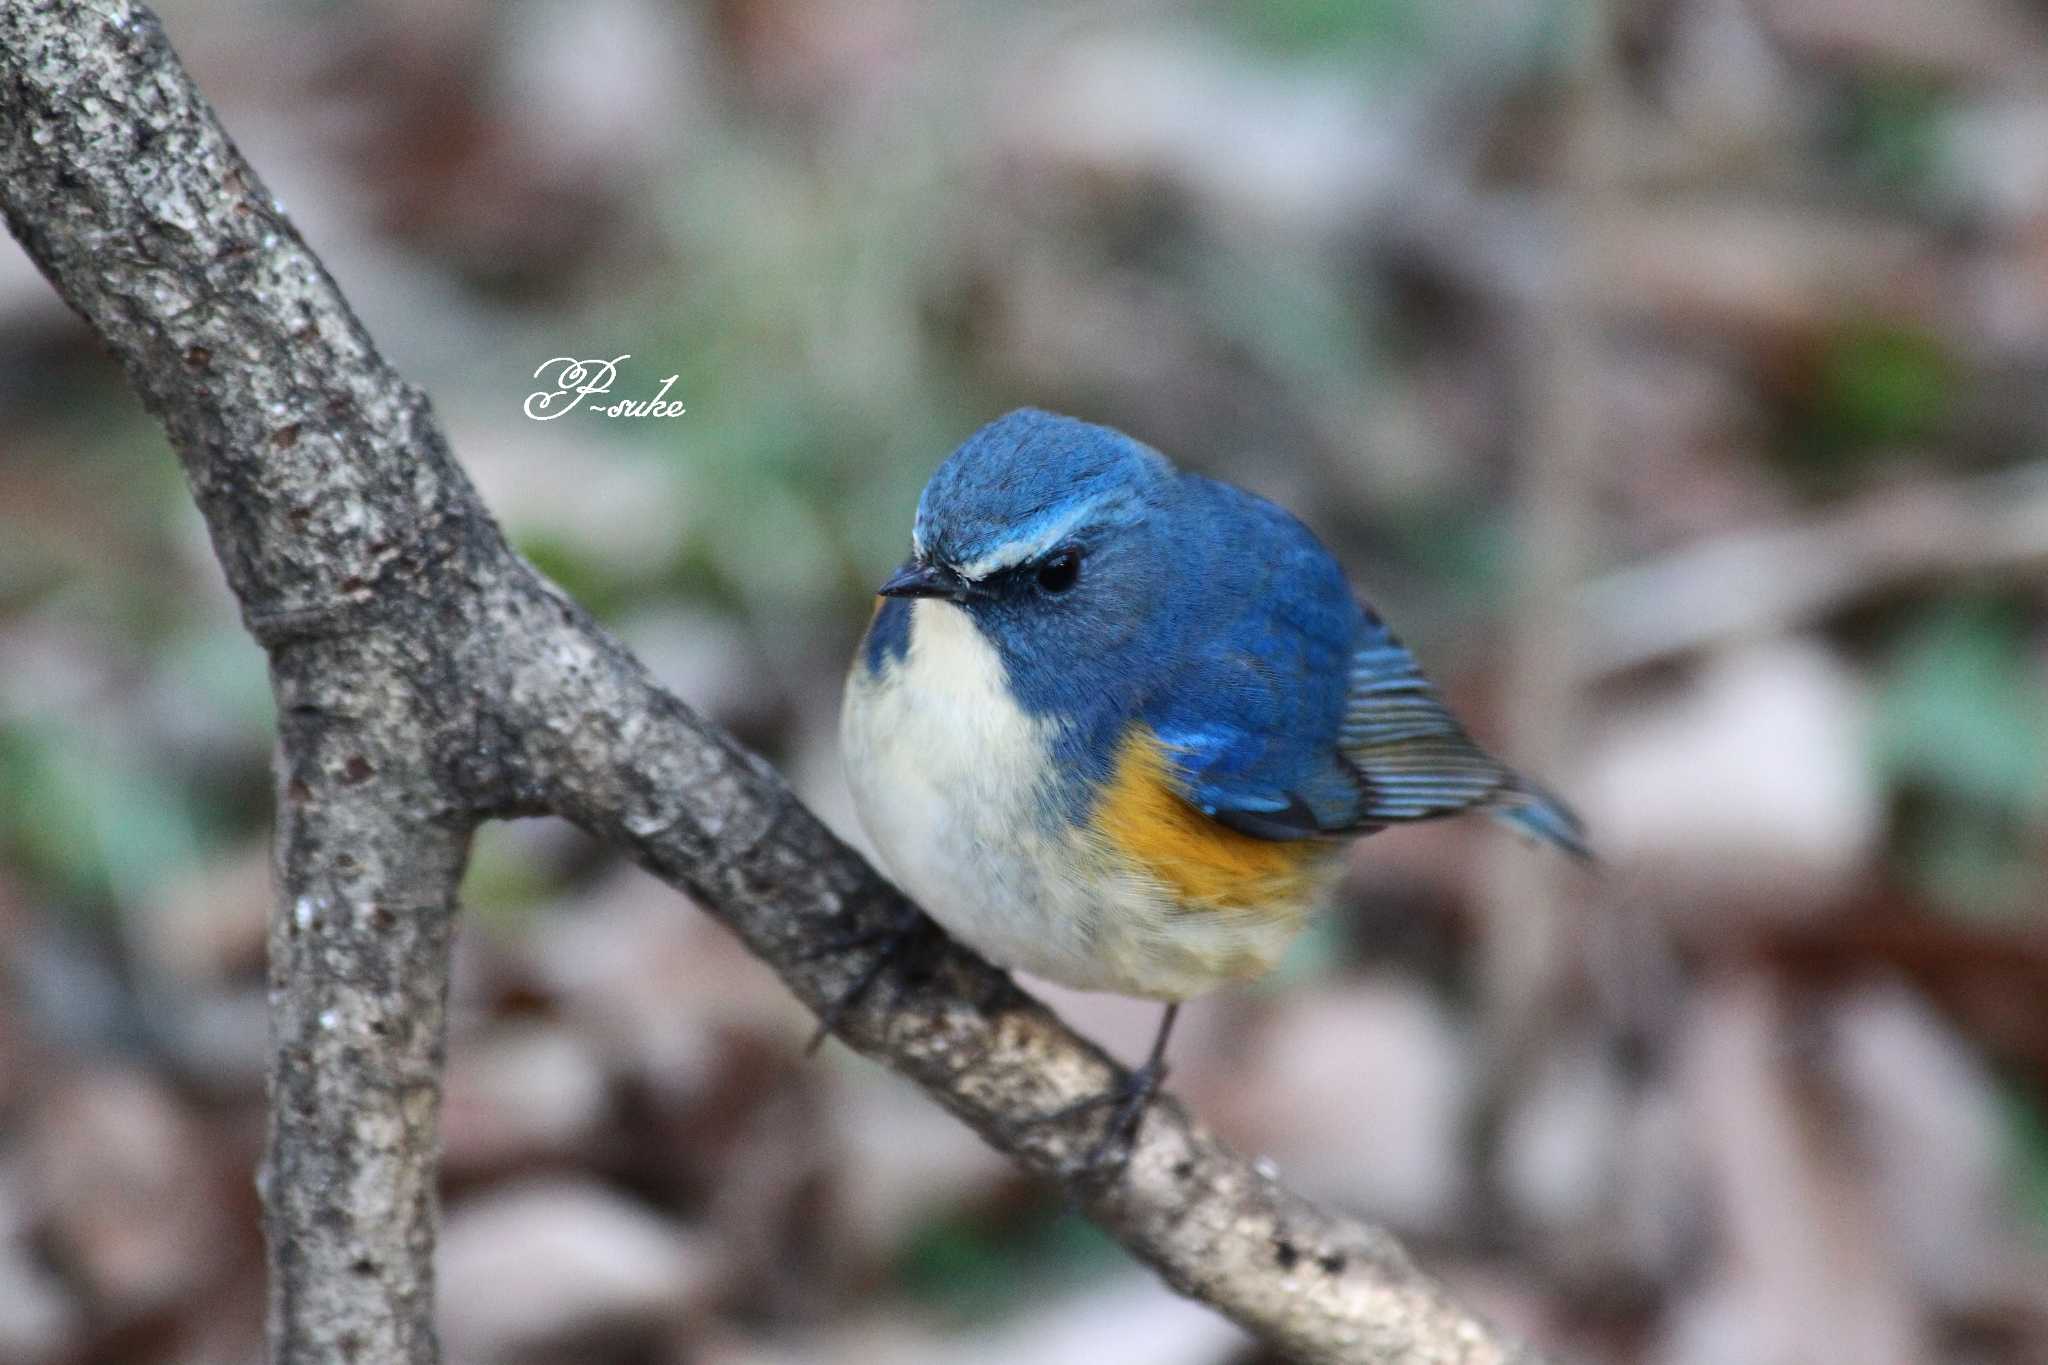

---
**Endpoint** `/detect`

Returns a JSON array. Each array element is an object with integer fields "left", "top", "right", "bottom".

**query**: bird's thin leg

[
  {"left": 801, "top": 900, "right": 942, "bottom": 1055},
  {"left": 1043, "top": 1002, "right": 1180, "bottom": 1174},
  {"left": 1141, "top": 1002, "right": 1180, "bottom": 1076}
]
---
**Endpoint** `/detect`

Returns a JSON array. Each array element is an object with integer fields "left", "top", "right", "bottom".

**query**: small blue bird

[{"left": 841, "top": 410, "right": 1585, "bottom": 1147}]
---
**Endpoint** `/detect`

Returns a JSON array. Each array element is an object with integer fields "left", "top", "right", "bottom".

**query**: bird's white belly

[{"left": 840, "top": 600, "right": 1123, "bottom": 989}]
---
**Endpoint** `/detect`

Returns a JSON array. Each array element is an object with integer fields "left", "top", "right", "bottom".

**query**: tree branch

[
  {"left": 0, "top": 4, "right": 1552, "bottom": 1362},
  {"left": 265, "top": 681, "right": 467, "bottom": 1364}
]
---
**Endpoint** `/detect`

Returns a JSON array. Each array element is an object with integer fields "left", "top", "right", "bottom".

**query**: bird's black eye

[{"left": 1036, "top": 548, "right": 1081, "bottom": 595}]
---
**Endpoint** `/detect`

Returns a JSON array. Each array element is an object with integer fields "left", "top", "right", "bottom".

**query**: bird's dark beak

[{"left": 877, "top": 559, "right": 972, "bottom": 602}]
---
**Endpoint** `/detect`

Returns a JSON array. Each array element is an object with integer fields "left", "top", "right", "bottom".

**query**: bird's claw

[
  {"left": 1041, "top": 1056, "right": 1169, "bottom": 1179},
  {"left": 802, "top": 903, "right": 939, "bottom": 1056}
]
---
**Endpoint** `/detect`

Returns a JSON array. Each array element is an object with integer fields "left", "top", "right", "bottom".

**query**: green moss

[
  {"left": 1789, "top": 322, "right": 1955, "bottom": 475},
  {"left": 1876, "top": 598, "right": 2048, "bottom": 918},
  {"left": 894, "top": 1202, "right": 1124, "bottom": 1324}
]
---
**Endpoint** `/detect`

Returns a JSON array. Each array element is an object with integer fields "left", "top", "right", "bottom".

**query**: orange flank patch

[{"left": 1092, "top": 727, "right": 1332, "bottom": 912}]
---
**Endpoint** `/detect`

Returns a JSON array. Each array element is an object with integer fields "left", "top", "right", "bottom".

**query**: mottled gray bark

[{"left": 0, "top": 4, "right": 1552, "bottom": 1363}]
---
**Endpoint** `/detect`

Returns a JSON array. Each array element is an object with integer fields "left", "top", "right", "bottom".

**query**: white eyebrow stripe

[{"left": 956, "top": 498, "right": 1101, "bottom": 581}]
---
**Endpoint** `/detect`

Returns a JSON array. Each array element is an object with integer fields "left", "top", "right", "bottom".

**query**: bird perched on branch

[{"left": 841, "top": 409, "right": 1586, "bottom": 1163}]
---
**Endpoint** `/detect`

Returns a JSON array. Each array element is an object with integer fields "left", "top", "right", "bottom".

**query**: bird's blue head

[
  {"left": 874, "top": 409, "right": 1191, "bottom": 732},
  {"left": 908, "top": 409, "right": 1172, "bottom": 575}
]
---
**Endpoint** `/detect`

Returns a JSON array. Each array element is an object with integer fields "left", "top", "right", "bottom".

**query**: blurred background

[{"left": 3, "top": 0, "right": 2047, "bottom": 1361}]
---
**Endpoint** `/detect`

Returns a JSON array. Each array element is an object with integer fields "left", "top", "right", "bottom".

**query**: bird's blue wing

[
  {"left": 1140, "top": 484, "right": 1585, "bottom": 856},
  {"left": 1138, "top": 487, "right": 1370, "bottom": 839},
  {"left": 1142, "top": 614, "right": 1367, "bottom": 840}
]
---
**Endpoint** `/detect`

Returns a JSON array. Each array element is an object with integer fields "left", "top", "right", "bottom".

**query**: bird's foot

[
  {"left": 1040, "top": 1055, "right": 1170, "bottom": 1180},
  {"left": 801, "top": 902, "right": 942, "bottom": 1056}
]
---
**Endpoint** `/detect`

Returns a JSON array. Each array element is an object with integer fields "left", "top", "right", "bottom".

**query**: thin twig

[{"left": 1573, "top": 462, "right": 2048, "bottom": 675}]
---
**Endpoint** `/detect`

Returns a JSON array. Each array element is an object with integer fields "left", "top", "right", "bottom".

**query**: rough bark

[{"left": 0, "top": 4, "right": 1553, "bottom": 1362}]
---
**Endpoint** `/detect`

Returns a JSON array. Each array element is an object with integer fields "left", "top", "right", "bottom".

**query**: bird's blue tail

[{"left": 1489, "top": 781, "right": 1591, "bottom": 862}]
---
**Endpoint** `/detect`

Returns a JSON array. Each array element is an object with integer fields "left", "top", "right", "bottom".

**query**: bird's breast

[
  {"left": 842, "top": 598, "right": 1103, "bottom": 985},
  {"left": 840, "top": 601, "right": 1340, "bottom": 999}
]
